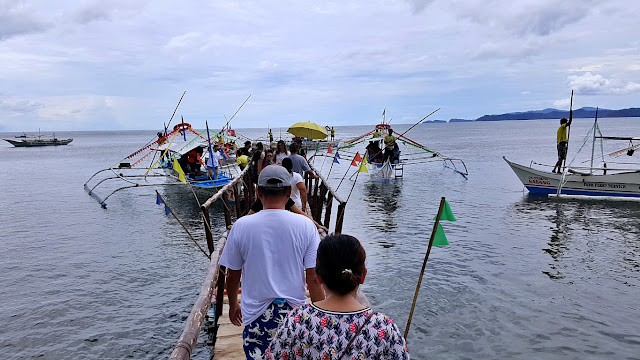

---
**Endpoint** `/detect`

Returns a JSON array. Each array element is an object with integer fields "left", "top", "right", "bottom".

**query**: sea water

[{"left": 1, "top": 118, "right": 639, "bottom": 359}]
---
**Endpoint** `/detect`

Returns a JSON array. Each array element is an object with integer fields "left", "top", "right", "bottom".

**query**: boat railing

[
  {"left": 531, "top": 160, "right": 639, "bottom": 174},
  {"left": 170, "top": 162, "right": 347, "bottom": 358}
]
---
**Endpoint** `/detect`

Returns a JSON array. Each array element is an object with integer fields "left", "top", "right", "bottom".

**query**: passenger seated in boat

[
  {"left": 266, "top": 234, "right": 409, "bottom": 360},
  {"left": 220, "top": 165, "right": 325, "bottom": 359},
  {"left": 365, "top": 141, "right": 383, "bottom": 163}
]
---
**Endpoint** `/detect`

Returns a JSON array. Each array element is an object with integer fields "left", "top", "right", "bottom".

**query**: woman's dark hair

[
  {"left": 316, "top": 234, "right": 366, "bottom": 295},
  {"left": 281, "top": 157, "right": 293, "bottom": 173}
]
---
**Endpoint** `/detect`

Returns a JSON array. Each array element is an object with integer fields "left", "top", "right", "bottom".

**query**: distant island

[{"left": 423, "top": 107, "right": 640, "bottom": 123}]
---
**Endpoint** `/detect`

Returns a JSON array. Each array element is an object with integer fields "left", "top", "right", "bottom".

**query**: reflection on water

[
  {"left": 512, "top": 194, "right": 640, "bottom": 285},
  {"left": 362, "top": 179, "right": 402, "bottom": 234}
]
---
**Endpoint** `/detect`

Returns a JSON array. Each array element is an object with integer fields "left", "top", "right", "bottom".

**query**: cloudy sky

[{"left": 1, "top": 0, "right": 639, "bottom": 131}]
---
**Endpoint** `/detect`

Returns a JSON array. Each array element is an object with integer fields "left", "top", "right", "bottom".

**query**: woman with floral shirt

[{"left": 266, "top": 234, "right": 409, "bottom": 360}]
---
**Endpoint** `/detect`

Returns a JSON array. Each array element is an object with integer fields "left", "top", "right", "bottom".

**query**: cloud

[
  {"left": 568, "top": 72, "right": 640, "bottom": 95},
  {"left": 553, "top": 98, "right": 571, "bottom": 108},
  {"left": 0, "top": 2, "right": 49, "bottom": 40},
  {"left": 0, "top": 94, "right": 43, "bottom": 113}
]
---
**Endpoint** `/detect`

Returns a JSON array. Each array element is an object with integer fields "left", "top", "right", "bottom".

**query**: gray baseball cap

[{"left": 258, "top": 165, "right": 291, "bottom": 188}]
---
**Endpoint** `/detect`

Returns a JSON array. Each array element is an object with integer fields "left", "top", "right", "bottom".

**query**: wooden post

[
  {"left": 243, "top": 172, "right": 251, "bottom": 208},
  {"left": 312, "top": 177, "right": 320, "bottom": 219},
  {"left": 404, "top": 197, "right": 446, "bottom": 340},
  {"left": 334, "top": 202, "right": 346, "bottom": 234},
  {"left": 316, "top": 183, "right": 327, "bottom": 222},
  {"left": 323, "top": 192, "right": 334, "bottom": 229},
  {"left": 233, "top": 183, "right": 243, "bottom": 219},
  {"left": 200, "top": 206, "right": 214, "bottom": 255},
  {"left": 215, "top": 266, "right": 226, "bottom": 320},
  {"left": 221, "top": 191, "right": 232, "bottom": 228}
]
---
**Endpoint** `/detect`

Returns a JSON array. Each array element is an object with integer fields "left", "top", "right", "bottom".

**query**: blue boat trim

[{"left": 525, "top": 186, "right": 640, "bottom": 198}]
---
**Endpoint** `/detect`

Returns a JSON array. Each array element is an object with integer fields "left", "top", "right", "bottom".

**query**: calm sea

[{"left": 1, "top": 118, "right": 640, "bottom": 360}]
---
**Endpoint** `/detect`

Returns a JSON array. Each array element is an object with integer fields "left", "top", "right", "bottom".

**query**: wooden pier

[{"left": 169, "top": 162, "right": 346, "bottom": 359}]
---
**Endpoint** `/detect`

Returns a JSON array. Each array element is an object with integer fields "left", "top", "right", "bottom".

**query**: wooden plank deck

[{"left": 214, "top": 293, "right": 245, "bottom": 359}]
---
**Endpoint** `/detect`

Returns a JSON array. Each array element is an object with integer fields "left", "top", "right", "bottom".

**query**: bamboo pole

[
  {"left": 404, "top": 196, "right": 446, "bottom": 340},
  {"left": 200, "top": 207, "right": 214, "bottom": 255},
  {"left": 323, "top": 192, "right": 334, "bottom": 229},
  {"left": 156, "top": 190, "right": 210, "bottom": 259},
  {"left": 562, "top": 90, "right": 574, "bottom": 171}
]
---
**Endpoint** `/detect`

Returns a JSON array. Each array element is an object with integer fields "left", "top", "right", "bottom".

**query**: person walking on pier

[
  {"left": 220, "top": 165, "right": 325, "bottom": 360},
  {"left": 266, "top": 234, "right": 409, "bottom": 359}
]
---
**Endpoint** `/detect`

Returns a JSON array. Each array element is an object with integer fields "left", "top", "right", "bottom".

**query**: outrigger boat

[
  {"left": 505, "top": 113, "right": 640, "bottom": 198},
  {"left": 339, "top": 109, "right": 469, "bottom": 179},
  {"left": 84, "top": 121, "right": 240, "bottom": 208},
  {"left": 4, "top": 132, "right": 72, "bottom": 147}
]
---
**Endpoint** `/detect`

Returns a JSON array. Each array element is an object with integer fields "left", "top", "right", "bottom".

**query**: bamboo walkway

[{"left": 213, "top": 293, "right": 245, "bottom": 359}]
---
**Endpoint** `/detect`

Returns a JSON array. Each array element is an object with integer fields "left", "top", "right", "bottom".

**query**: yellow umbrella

[{"left": 287, "top": 121, "right": 328, "bottom": 140}]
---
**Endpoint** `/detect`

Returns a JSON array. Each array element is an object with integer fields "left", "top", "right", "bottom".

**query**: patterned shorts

[{"left": 242, "top": 300, "right": 293, "bottom": 360}]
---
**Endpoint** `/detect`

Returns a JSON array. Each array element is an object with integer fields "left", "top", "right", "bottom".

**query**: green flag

[
  {"left": 432, "top": 223, "right": 449, "bottom": 246},
  {"left": 433, "top": 200, "right": 456, "bottom": 221}
]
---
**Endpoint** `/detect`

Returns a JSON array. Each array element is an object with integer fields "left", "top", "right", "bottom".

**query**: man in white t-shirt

[
  {"left": 220, "top": 165, "right": 325, "bottom": 359},
  {"left": 206, "top": 144, "right": 222, "bottom": 179}
]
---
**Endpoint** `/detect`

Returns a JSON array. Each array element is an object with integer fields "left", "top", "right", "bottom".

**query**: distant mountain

[
  {"left": 422, "top": 107, "right": 640, "bottom": 123},
  {"left": 422, "top": 119, "right": 447, "bottom": 123},
  {"left": 475, "top": 107, "right": 640, "bottom": 121}
]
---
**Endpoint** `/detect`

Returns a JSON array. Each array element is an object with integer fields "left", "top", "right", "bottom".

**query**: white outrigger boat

[
  {"left": 84, "top": 121, "right": 240, "bottom": 208},
  {"left": 340, "top": 111, "right": 469, "bottom": 179},
  {"left": 505, "top": 114, "right": 640, "bottom": 198}
]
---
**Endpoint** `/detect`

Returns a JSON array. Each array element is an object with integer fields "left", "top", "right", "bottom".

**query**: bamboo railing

[{"left": 169, "top": 160, "right": 346, "bottom": 359}]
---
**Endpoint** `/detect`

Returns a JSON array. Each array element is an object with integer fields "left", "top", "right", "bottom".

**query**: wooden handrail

[
  {"left": 307, "top": 162, "right": 345, "bottom": 205},
  {"left": 170, "top": 232, "right": 229, "bottom": 360},
  {"left": 202, "top": 164, "right": 251, "bottom": 209}
]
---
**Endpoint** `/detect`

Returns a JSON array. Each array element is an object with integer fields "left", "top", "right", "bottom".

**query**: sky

[{"left": 1, "top": 0, "right": 639, "bottom": 131}]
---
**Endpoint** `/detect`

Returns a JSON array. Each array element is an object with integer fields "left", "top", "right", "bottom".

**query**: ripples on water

[{"left": 1, "top": 119, "right": 640, "bottom": 359}]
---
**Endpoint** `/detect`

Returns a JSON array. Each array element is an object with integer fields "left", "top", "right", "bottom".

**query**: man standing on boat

[
  {"left": 220, "top": 165, "right": 325, "bottom": 359},
  {"left": 552, "top": 117, "right": 572, "bottom": 173},
  {"left": 206, "top": 144, "right": 222, "bottom": 180},
  {"left": 383, "top": 128, "right": 397, "bottom": 163}
]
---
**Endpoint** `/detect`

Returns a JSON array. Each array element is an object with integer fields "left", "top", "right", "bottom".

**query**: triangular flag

[
  {"left": 358, "top": 162, "right": 368, "bottom": 173},
  {"left": 351, "top": 159, "right": 358, "bottom": 166},
  {"left": 433, "top": 200, "right": 456, "bottom": 221},
  {"left": 156, "top": 194, "right": 162, "bottom": 205},
  {"left": 333, "top": 157, "right": 340, "bottom": 164},
  {"left": 328, "top": 144, "right": 333, "bottom": 153},
  {"left": 173, "top": 158, "right": 187, "bottom": 183},
  {"left": 432, "top": 223, "right": 449, "bottom": 246},
  {"left": 165, "top": 205, "right": 170, "bottom": 216},
  {"left": 335, "top": 151, "right": 341, "bottom": 159},
  {"left": 354, "top": 152, "right": 362, "bottom": 162}
]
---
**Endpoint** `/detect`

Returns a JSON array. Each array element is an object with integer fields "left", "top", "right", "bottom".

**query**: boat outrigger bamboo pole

[
  {"left": 156, "top": 190, "right": 210, "bottom": 259},
  {"left": 219, "top": 94, "right": 251, "bottom": 133},
  {"left": 399, "top": 108, "right": 441, "bottom": 138},
  {"left": 404, "top": 196, "right": 446, "bottom": 340},
  {"left": 166, "top": 91, "right": 187, "bottom": 133},
  {"left": 590, "top": 107, "right": 599, "bottom": 171},
  {"left": 562, "top": 90, "right": 573, "bottom": 171}
]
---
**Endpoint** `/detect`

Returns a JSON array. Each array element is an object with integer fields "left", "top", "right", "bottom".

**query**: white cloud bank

[{"left": 0, "top": 0, "right": 639, "bottom": 131}]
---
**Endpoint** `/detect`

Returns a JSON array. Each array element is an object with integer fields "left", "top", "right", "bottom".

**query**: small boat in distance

[{"left": 4, "top": 133, "right": 73, "bottom": 147}]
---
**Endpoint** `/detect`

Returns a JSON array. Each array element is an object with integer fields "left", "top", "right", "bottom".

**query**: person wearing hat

[{"left": 220, "top": 165, "right": 325, "bottom": 359}]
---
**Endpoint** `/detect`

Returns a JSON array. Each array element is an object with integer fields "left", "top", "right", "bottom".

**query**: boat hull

[
  {"left": 503, "top": 157, "right": 640, "bottom": 197},
  {"left": 4, "top": 138, "right": 73, "bottom": 147}
]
